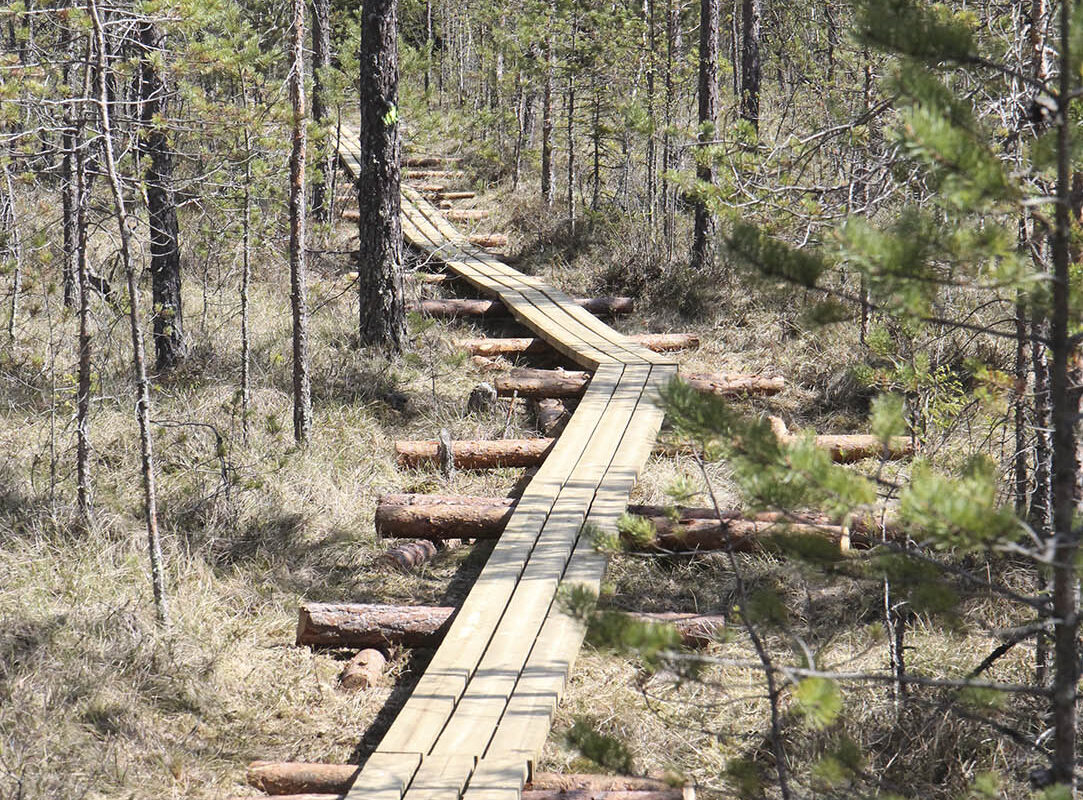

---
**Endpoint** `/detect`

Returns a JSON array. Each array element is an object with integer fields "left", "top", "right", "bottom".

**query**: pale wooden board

[
  {"left": 336, "top": 126, "right": 677, "bottom": 800},
  {"left": 375, "top": 368, "right": 625, "bottom": 756},
  {"left": 429, "top": 367, "right": 652, "bottom": 758}
]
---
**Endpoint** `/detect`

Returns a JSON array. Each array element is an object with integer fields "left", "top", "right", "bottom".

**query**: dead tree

[{"left": 691, "top": 0, "right": 718, "bottom": 272}]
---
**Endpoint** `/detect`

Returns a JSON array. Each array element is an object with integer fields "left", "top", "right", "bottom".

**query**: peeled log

[
  {"left": 339, "top": 648, "right": 387, "bottom": 690},
  {"left": 378, "top": 539, "right": 439, "bottom": 570},
  {"left": 812, "top": 434, "right": 913, "bottom": 463},
  {"left": 296, "top": 603, "right": 454, "bottom": 648},
  {"left": 298, "top": 604, "right": 719, "bottom": 650},
  {"left": 445, "top": 191, "right": 478, "bottom": 201},
  {"left": 412, "top": 297, "right": 632, "bottom": 320},
  {"left": 395, "top": 438, "right": 555, "bottom": 469},
  {"left": 445, "top": 209, "right": 491, "bottom": 222},
  {"left": 497, "top": 368, "right": 592, "bottom": 398},
  {"left": 683, "top": 372, "right": 784, "bottom": 397},
  {"left": 419, "top": 183, "right": 447, "bottom": 194},
  {"left": 456, "top": 333, "right": 696, "bottom": 357},
  {"left": 245, "top": 761, "right": 682, "bottom": 798},
  {"left": 468, "top": 233, "right": 508, "bottom": 248}
]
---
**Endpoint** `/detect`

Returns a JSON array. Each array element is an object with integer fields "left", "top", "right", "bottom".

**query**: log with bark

[
  {"left": 407, "top": 297, "right": 632, "bottom": 321},
  {"left": 534, "top": 397, "right": 572, "bottom": 435},
  {"left": 233, "top": 792, "right": 683, "bottom": 800},
  {"left": 378, "top": 539, "right": 452, "bottom": 571},
  {"left": 297, "top": 603, "right": 723, "bottom": 650},
  {"left": 296, "top": 602, "right": 453, "bottom": 648},
  {"left": 494, "top": 368, "right": 779, "bottom": 400},
  {"left": 395, "top": 437, "right": 555, "bottom": 469},
  {"left": 445, "top": 191, "right": 478, "bottom": 200},
  {"left": 245, "top": 761, "right": 683, "bottom": 798},
  {"left": 404, "top": 168, "right": 466, "bottom": 180},
  {"left": 445, "top": 208, "right": 492, "bottom": 222},
  {"left": 338, "top": 648, "right": 387, "bottom": 690},
  {"left": 467, "top": 233, "right": 507, "bottom": 248},
  {"left": 767, "top": 417, "right": 913, "bottom": 463},
  {"left": 374, "top": 493, "right": 897, "bottom": 547},
  {"left": 404, "top": 155, "right": 462, "bottom": 168},
  {"left": 456, "top": 332, "right": 697, "bottom": 357}
]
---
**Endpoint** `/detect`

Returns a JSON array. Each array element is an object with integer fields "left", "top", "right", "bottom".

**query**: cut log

[
  {"left": 497, "top": 368, "right": 592, "bottom": 398},
  {"left": 411, "top": 271, "right": 448, "bottom": 284},
  {"left": 298, "top": 604, "right": 719, "bottom": 651},
  {"left": 338, "top": 648, "right": 387, "bottom": 690},
  {"left": 296, "top": 602, "right": 454, "bottom": 648},
  {"left": 405, "top": 155, "right": 462, "bottom": 168},
  {"left": 439, "top": 200, "right": 454, "bottom": 210},
  {"left": 767, "top": 416, "right": 913, "bottom": 463},
  {"left": 245, "top": 760, "right": 683, "bottom": 798},
  {"left": 683, "top": 372, "right": 785, "bottom": 397},
  {"left": 378, "top": 539, "right": 439, "bottom": 571},
  {"left": 405, "top": 169, "right": 466, "bottom": 180},
  {"left": 444, "top": 191, "right": 477, "bottom": 201},
  {"left": 410, "top": 297, "right": 632, "bottom": 320},
  {"left": 373, "top": 494, "right": 897, "bottom": 545},
  {"left": 534, "top": 397, "right": 572, "bottom": 436},
  {"left": 456, "top": 333, "right": 695, "bottom": 357},
  {"left": 247, "top": 762, "right": 359, "bottom": 795},
  {"left": 419, "top": 183, "right": 447, "bottom": 194},
  {"left": 445, "top": 209, "right": 491, "bottom": 222},
  {"left": 467, "top": 233, "right": 508, "bottom": 248},
  {"left": 395, "top": 438, "right": 556, "bottom": 469}
]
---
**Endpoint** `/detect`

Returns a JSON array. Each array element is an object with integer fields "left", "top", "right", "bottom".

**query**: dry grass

[{"left": 0, "top": 126, "right": 1038, "bottom": 800}]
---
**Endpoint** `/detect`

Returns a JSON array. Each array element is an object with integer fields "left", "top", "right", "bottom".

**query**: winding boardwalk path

[{"left": 337, "top": 127, "right": 678, "bottom": 800}]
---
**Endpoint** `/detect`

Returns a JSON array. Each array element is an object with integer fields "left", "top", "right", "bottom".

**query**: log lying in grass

[
  {"left": 407, "top": 297, "right": 632, "bottom": 321},
  {"left": 297, "top": 604, "right": 722, "bottom": 650},
  {"left": 419, "top": 183, "right": 447, "bottom": 194},
  {"left": 534, "top": 397, "right": 572, "bottom": 435},
  {"left": 768, "top": 416, "right": 913, "bottom": 463},
  {"left": 405, "top": 155, "right": 462, "bottom": 168},
  {"left": 296, "top": 603, "right": 454, "bottom": 648},
  {"left": 445, "top": 190, "right": 478, "bottom": 201},
  {"left": 456, "top": 332, "right": 698, "bottom": 357},
  {"left": 411, "top": 271, "right": 449, "bottom": 284},
  {"left": 468, "top": 233, "right": 508, "bottom": 248},
  {"left": 233, "top": 792, "right": 685, "bottom": 800},
  {"left": 246, "top": 761, "right": 684, "bottom": 798},
  {"left": 378, "top": 539, "right": 457, "bottom": 571},
  {"left": 374, "top": 493, "right": 896, "bottom": 546},
  {"left": 445, "top": 208, "right": 491, "bottom": 222},
  {"left": 404, "top": 168, "right": 466, "bottom": 180},
  {"left": 338, "top": 648, "right": 386, "bottom": 690},
  {"left": 395, "top": 437, "right": 556, "bottom": 469},
  {"left": 495, "top": 367, "right": 779, "bottom": 400}
]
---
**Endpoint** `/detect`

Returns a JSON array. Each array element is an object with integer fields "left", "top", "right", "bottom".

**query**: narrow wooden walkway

[{"left": 337, "top": 127, "right": 678, "bottom": 800}]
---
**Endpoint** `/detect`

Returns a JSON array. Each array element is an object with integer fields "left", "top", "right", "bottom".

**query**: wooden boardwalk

[{"left": 338, "top": 127, "right": 678, "bottom": 800}]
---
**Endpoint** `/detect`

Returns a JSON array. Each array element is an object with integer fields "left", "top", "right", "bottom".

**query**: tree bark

[
  {"left": 311, "top": 0, "right": 333, "bottom": 222},
  {"left": 739, "top": 0, "right": 760, "bottom": 130},
  {"left": 75, "top": 102, "right": 91, "bottom": 522},
  {"left": 297, "top": 603, "right": 723, "bottom": 650},
  {"left": 396, "top": 437, "right": 556, "bottom": 469},
  {"left": 691, "top": 0, "right": 718, "bottom": 272},
  {"left": 454, "top": 333, "right": 699, "bottom": 357},
  {"left": 138, "top": 21, "right": 186, "bottom": 372},
  {"left": 289, "top": 0, "right": 312, "bottom": 444},
  {"left": 90, "top": 0, "right": 168, "bottom": 625},
  {"left": 541, "top": 0, "right": 556, "bottom": 207},
  {"left": 357, "top": 0, "right": 407, "bottom": 350}
]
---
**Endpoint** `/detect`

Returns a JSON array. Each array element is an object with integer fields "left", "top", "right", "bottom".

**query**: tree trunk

[
  {"left": 61, "top": 122, "right": 78, "bottom": 308},
  {"left": 541, "top": 0, "right": 556, "bottom": 207},
  {"left": 739, "top": 0, "right": 760, "bottom": 130},
  {"left": 356, "top": 0, "right": 407, "bottom": 351},
  {"left": 1, "top": 163, "right": 20, "bottom": 342},
  {"left": 1047, "top": 1, "right": 1080, "bottom": 784},
  {"left": 691, "top": 0, "right": 718, "bottom": 272},
  {"left": 90, "top": 0, "right": 168, "bottom": 625},
  {"left": 311, "top": 0, "right": 333, "bottom": 222},
  {"left": 289, "top": 0, "right": 313, "bottom": 444},
  {"left": 396, "top": 437, "right": 556, "bottom": 469},
  {"left": 138, "top": 22, "right": 186, "bottom": 372},
  {"left": 75, "top": 104, "right": 91, "bottom": 523}
]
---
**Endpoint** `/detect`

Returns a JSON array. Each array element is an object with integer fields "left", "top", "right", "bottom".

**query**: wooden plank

[
  {"left": 404, "top": 754, "right": 477, "bottom": 800},
  {"left": 429, "top": 367, "right": 651, "bottom": 758},
  {"left": 462, "top": 755, "right": 530, "bottom": 800},
  {"left": 374, "top": 368, "right": 625, "bottom": 756},
  {"left": 343, "top": 752, "right": 423, "bottom": 800}
]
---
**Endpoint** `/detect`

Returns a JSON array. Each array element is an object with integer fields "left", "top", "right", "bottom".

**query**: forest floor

[{"left": 0, "top": 119, "right": 1041, "bottom": 800}]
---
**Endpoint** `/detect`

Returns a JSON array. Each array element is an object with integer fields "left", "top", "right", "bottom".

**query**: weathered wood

[
  {"left": 245, "top": 760, "right": 680, "bottom": 797},
  {"left": 456, "top": 332, "right": 694, "bottom": 357},
  {"left": 410, "top": 297, "right": 632, "bottom": 320},
  {"left": 534, "top": 397, "right": 572, "bottom": 435},
  {"left": 419, "top": 183, "right": 447, "bottom": 194},
  {"left": 445, "top": 191, "right": 478, "bottom": 201},
  {"left": 412, "top": 271, "right": 448, "bottom": 284},
  {"left": 445, "top": 209, "right": 492, "bottom": 222},
  {"left": 395, "top": 438, "right": 556, "bottom": 469},
  {"left": 497, "top": 368, "right": 592, "bottom": 398},
  {"left": 379, "top": 539, "right": 439, "bottom": 570},
  {"left": 247, "top": 762, "right": 359, "bottom": 795},
  {"left": 467, "top": 233, "right": 507, "bottom": 248},
  {"left": 768, "top": 416, "right": 913, "bottom": 463},
  {"left": 683, "top": 371, "right": 784, "bottom": 396},
  {"left": 339, "top": 648, "right": 387, "bottom": 690},
  {"left": 296, "top": 602, "right": 454, "bottom": 648},
  {"left": 405, "top": 169, "right": 466, "bottom": 180},
  {"left": 297, "top": 604, "right": 719, "bottom": 651},
  {"left": 405, "top": 155, "right": 462, "bottom": 168}
]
